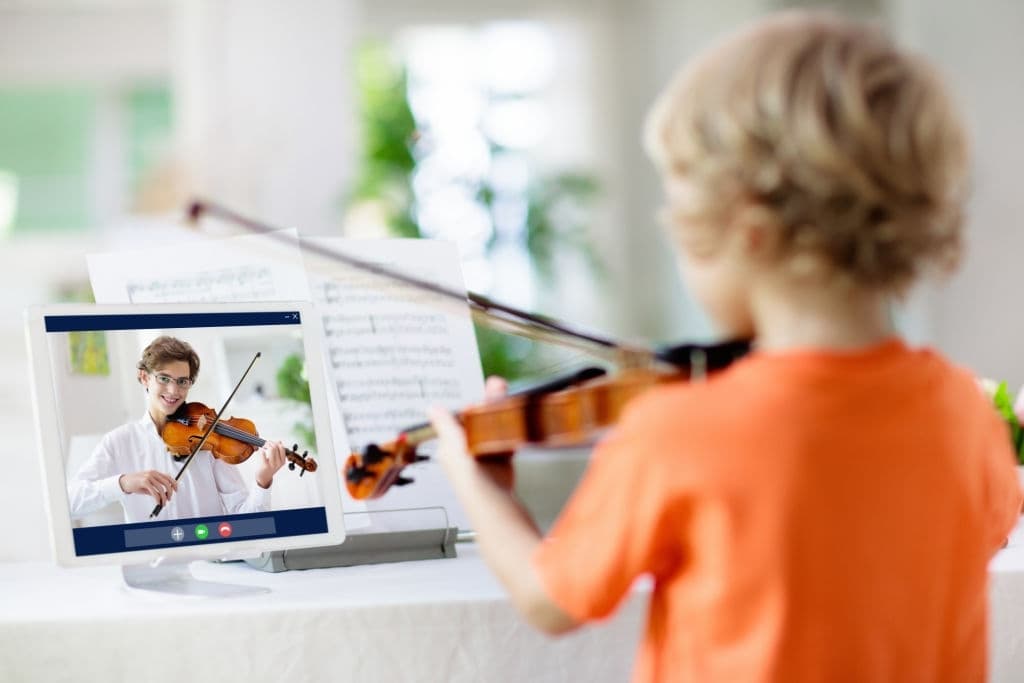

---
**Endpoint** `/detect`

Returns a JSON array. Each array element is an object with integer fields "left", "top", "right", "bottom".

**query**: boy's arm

[{"left": 430, "top": 406, "right": 579, "bottom": 635}]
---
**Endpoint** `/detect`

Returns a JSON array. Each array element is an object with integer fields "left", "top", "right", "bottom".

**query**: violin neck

[
  {"left": 655, "top": 338, "right": 751, "bottom": 373},
  {"left": 397, "top": 422, "right": 437, "bottom": 449},
  {"left": 213, "top": 421, "right": 265, "bottom": 449},
  {"left": 211, "top": 419, "right": 314, "bottom": 471}
]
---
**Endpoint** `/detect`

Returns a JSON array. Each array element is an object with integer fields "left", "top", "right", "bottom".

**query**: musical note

[
  {"left": 87, "top": 229, "right": 311, "bottom": 304},
  {"left": 126, "top": 265, "right": 278, "bottom": 304},
  {"left": 304, "top": 238, "right": 483, "bottom": 453}
]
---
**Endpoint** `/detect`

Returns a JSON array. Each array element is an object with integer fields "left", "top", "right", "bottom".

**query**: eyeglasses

[{"left": 152, "top": 373, "right": 193, "bottom": 389}]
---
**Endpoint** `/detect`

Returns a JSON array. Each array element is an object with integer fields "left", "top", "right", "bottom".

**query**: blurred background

[{"left": 2, "top": 0, "right": 1022, "bottom": 561}]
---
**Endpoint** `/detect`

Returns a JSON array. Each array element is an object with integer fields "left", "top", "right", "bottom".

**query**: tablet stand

[
  {"left": 245, "top": 506, "right": 456, "bottom": 572},
  {"left": 122, "top": 556, "right": 269, "bottom": 596}
]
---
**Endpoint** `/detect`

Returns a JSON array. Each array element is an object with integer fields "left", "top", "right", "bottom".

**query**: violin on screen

[
  {"left": 343, "top": 339, "right": 750, "bottom": 500},
  {"left": 161, "top": 402, "right": 318, "bottom": 475}
]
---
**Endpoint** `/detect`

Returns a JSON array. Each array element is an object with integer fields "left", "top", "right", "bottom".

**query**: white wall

[
  {"left": 0, "top": 4, "right": 171, "bottom": 85},
  {"left": 173, "top": 0, "right": 358, "bottom": 235},
  {"left": 49, "top": 331, "right": 134, "bottom": 455},
  {"left": 891, "top": 0, "right": 1024, "bottom": 389},
  {"left": 603, "top": 0, "right": 770, "bottom": 343}
]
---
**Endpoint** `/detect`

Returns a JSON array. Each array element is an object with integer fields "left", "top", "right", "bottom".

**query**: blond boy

[{"left": 430, "top": 11, "right": 1022, "bottom": 682}]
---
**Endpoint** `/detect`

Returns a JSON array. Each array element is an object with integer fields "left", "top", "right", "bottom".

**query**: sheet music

[
  {"left": 125, "top": 265, "right": 279, "bottom": 304},
  {"left": 303, "top": 237, "right": 484, "bottom": 530},
  {"left": 88, "top": 231, "right": 311, "bottom": 304},
  {"left": 88, "top": 230, "right": 483, "bottom": 531}
]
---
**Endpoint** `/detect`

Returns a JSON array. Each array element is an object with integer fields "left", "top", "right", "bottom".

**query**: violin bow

[
  {"left": 184, "top": 199, "right": 752, "bottom": 500},
  {"left": 150, "top": 351, "right": 261, "bottom": 518},
  {"left": 185, "top": 199, "right": 661, "bottom": 368}
]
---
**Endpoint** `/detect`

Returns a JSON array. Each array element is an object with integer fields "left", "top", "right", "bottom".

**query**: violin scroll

[{"left": 286, "top": 443, "right": 318, "bottom": 474}]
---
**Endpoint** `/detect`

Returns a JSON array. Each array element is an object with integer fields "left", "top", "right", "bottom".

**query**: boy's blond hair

[{"left": 645, "top": 11, "right": 968, "bottom": 293}]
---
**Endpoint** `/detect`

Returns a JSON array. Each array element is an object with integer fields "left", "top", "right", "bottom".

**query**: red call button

[{"left": 218, "top": 522, "right": 232, "bottom": 538}]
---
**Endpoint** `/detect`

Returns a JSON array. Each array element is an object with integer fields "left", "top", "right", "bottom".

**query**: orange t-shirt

[{"left": 532, "top": 339, "right": 1022, "bottom": 682}]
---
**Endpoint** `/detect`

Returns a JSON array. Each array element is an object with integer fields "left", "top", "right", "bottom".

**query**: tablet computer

[{"left": 25, "top": 301, "right": 345, "bottom": 569}]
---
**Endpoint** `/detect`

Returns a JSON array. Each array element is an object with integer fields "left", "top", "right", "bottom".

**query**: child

[{"left": 428, "top": 10, "right": 1023, "bottom": 682}]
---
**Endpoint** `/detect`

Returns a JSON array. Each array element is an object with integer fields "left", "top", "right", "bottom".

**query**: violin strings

[
  {"left": 215, "top": 423, "right": 264, "bottom": 445},
  {"left": 173, "top": 418, "right": 264, "bottom": 446},
  {"left": 173, "top": 418, "right": 314, "bottom": 462}
]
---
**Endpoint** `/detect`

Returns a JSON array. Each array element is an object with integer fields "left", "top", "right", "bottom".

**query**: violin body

[
  {"left": 343, "top": 368, "right": 668, "bottom": 500},
  {"left": 162, "top": 403, "right": 254, "bottom": 464},
  {"left": 162, "top": 402, "right": 318, "bottom": 474}
]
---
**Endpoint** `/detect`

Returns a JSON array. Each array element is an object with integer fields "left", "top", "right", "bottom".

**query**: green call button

[{"left": 194, "top": 524, "right": 209, "bottom": 540}]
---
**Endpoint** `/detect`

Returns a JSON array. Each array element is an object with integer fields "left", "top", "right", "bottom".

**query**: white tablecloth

[
  {"left": 0, "top": 544, "right": 646, "bottom": 683},
  {"left": 989, "top": 532, "right": 1024, "bottom": 683},
  {"left": 4, "top": 536, "right": 1024, "bottom": 682}
]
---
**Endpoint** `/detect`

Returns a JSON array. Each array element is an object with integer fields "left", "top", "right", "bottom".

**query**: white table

[
  {"left": 988, "top": 536, "right": 1024, "bottom": 683},
  {"left": 4, "top": 536, "right": 1024, "bottom": 682},
  {"left": 0, "top": 544, "right": 646, "bottom": 683}
]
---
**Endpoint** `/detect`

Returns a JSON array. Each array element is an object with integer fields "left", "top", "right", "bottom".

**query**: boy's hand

[
  {"left": 482, "top": 375, "right": 509, "bottom": 402},
  {"left": 430, "top": 375, "right": 514, "bottom": 491}
]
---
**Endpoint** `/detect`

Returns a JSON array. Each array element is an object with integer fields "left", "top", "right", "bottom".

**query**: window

[{"left": 0, "top": 84, "right": 173, "bottom": 234}]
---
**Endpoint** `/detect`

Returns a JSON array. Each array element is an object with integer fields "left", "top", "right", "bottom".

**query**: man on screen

[{"left": 68, "top": 335, "right": 288, "bottom": 524}]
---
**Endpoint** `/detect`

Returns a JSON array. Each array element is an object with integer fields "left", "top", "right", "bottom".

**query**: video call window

[{"left": 41, "top": 311, "right": 330, "bottom": 557}]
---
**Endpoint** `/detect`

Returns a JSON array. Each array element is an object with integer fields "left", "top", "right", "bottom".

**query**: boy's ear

[
  {"left": 137, "top": 369, "right": 148, "bottom": 387},
  {"left": 732, "top": 202, "right": 779, "bottom": 259}
]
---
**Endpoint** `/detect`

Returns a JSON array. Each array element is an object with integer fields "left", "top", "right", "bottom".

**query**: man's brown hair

[{"left": 137, "top": 336, "right": 200, "bottom": 381}]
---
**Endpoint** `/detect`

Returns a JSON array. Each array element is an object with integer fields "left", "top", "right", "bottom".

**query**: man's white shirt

[{"left": 68, "top": 413, "right": 271, "bottom": 523}]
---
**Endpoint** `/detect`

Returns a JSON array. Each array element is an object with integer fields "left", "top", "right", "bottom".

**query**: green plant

[
  {"left": 522, "top": 171, "right": 604, "bottom": 281},
  {"left": 989, "top": 380, "right": 1024, "bottom": 465},
  {"left": 349, "top": 40, "right": 604, "bottom": 381},
  {"left": 276, "top": 353, "right": 316, "bottom": 450},
  {"left": 349, "top": 42, "right": 420, "bottom": 239}
]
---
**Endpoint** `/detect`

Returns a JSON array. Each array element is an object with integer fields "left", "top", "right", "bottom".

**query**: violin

[
  {"left": 343, "top": 339, "right": 750, "bottom": 500},
  {"left": 161, "top": 402, "right": 318, "bottom": 475},
  {"left": 184, "top": 199, "right": 750, "bottom": 501}
]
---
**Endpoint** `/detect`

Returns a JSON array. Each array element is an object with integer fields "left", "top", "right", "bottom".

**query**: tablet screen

[{"left": 26, "top": 304, "right": 344, "bottom": 564}]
